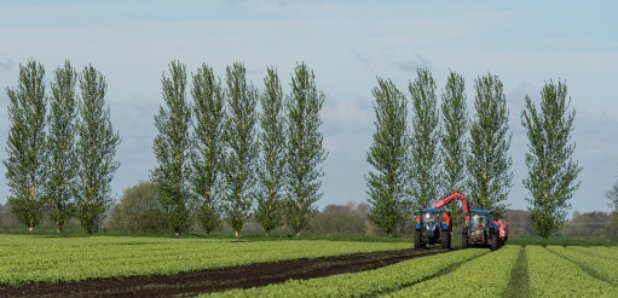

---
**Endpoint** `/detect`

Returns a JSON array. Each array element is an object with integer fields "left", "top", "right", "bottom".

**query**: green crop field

[
  {"left": 1, "top": 235, "right": 617, "bottom": 297},
  {"left": 207, "top": 248, "right": 487, "bottom": 297},
  {"left": 0, "top": 235, "right": 410, "bottom": 285},
  {"left": 207, "top": 245, "right": 618, "bottom": 297}
]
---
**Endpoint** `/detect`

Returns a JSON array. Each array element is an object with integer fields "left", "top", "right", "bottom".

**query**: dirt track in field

[{"left": 0, "top": 247, "right": 456, "bottom": 297}]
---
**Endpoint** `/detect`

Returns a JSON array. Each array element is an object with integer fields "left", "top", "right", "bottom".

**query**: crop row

[
  {"left": 206, "top": 249, "right": 487, "bottom": 297},
  {"left": 547, "top": 246, "right": 618, "bottom": 286},
  {"left": 526, "top": 246, "right": 618, "bottom": 297},
  {"left": 569, "top": 246, "right": 618, "bottom": 260},
  {"left": 387, "top": 245, "right": 520, "bottom": 297},
  {"left": 0, "top": 235, "right": 410, "bottom": 285}
]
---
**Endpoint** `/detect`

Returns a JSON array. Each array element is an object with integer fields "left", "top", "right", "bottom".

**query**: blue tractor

[
  {"left": 462, "top": 209, "right": 509, "bottom": 251},
  {"left": 414, "top": 208, "right": 452, "bottom": 249}
]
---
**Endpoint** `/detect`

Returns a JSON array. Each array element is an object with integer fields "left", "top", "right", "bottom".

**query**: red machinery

[{"left": 432, "top": 192, "right": 509, "bottom": 251}]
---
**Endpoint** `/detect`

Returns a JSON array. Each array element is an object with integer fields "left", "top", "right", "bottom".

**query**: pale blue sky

[{"left": 0, "top": 1, "right": 616, "bottom": 213}]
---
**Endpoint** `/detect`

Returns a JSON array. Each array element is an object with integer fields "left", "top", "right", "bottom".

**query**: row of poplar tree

[
  {"left": 3, "top": 59, "right": 326, "bottom": 236},
  {"left": 367, "top": 68, "right": 581, "bottom": 238},
  {"left": 4, "top": 60, "right": 120, "bottom": 234},
  {"left": 151, "top": 61, "right": 326, "bottom": 237}
]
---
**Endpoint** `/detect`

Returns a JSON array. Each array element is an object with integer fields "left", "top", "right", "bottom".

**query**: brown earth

[{"left": 0, "top": 247, "right": 455, "bottom": 298}]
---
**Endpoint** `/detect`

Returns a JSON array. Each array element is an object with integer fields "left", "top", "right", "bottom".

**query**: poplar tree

[
  {"left": 440, "top": 71, "right": 468, "bottom": 224},
  {"left": 286, "top": 63, "right": 326, "bottom": 237},
  {"left": 46, "top": 61, "right": 79, "bottom": 233},
  {"left": 607, "top": 180, "right": 618, "bottom": 236},
  {"left": 152, "top": 61, "right": 192, "bottom": 236},
  {"left": 76, "top": 65, "right": 120, "bottom": 234},
  {"left": 467, "top": 73, "right": 512, "bottom": 213},
  {"left": 191, "top": 64, "right": 224, "bottom": 235},
  {"left": 222, "top": 62, "right": 258, "bottom": 238},
  {"left": 409, "top": 68, "right": 440, "bottom": 209},
  {"left": 366, "top": 78, "right": 410, "bottom": 235},
  {"left": 608, "top": 180, "right": 618, "bottom": 212},
  {"left": 255, "top": 67, "right": 286, "bottom": 237},
  {"left": 522, "top": 80, "right": 581, "bottom": 238},
  {"left": 4, "top": 60, "right": 47, "bottom": 232}
]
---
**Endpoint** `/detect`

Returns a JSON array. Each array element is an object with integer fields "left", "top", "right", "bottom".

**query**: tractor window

[
  {"left": 471, "top": 214, "right": 487, "bottom": 229},
  {"left": 422, "top": 213, "right": 439, "bottom": 223}
]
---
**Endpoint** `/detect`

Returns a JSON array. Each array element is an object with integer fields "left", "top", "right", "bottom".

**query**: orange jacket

[{"left": 441, "top": 213, "right": 451, "bottom": 229}]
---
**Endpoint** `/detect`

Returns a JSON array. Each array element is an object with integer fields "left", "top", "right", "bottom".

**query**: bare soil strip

[
  {"left": 0, "top": 247, "right": 455, "bottom": 298},
  {"left": 545, "top": 247, "right": 616, "bottom": 287},
  {"left": 503, "top": 246, "right": 530, "bottom": 298}
]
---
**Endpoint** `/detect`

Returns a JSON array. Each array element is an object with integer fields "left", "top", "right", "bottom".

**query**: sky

[{"left": 0, "top": 1, "right": 616, "bottom": 214}]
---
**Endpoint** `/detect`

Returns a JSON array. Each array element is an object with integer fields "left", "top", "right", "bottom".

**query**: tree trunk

[
  {"left": 234, "top": 230, "right": 240, "bottom": 239},
  {"left": 296, "top": 231, "right": 301, "bottom": 237},
  {"left": 28, "top": 226, "right": 34, "bottom": 233},
  {"left": 265, "top": 230, "right": 270, "bottom": 237},
  {"left": 57, "top": 222, "right": 62, "bottom": 234}
]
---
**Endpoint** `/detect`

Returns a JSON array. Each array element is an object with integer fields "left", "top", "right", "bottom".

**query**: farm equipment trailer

[{"left": 415, "top": 192, "right": 509, "bottom": 251}]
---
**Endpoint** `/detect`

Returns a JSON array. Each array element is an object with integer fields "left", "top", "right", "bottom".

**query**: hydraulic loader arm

[{"left": 432, "top": 192, "right": 471, "bottom": 224}]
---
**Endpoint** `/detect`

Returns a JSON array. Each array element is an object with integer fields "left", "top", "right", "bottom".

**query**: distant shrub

[{"left": 110, "top": 182, "right": 168, "bottom": 234}]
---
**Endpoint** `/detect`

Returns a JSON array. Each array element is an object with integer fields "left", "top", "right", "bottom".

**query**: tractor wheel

[
  {"left": 490, "top": 235, "right": 499, "bottom": 251},
  {"left": 414, "top": 230, "right": 422, "bottom": 249},
  {"left": 462, "top": 232, "right": 469, "bottom": 249}
]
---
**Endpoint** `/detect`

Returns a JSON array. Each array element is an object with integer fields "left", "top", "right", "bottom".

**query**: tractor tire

[
  {"left": 462, "top": 232, "right": 469, "bottom": 249},
  {"left": 414, "top": 230, "right": 422, "bottom": 249},
  {"left": 490, "top": 235, "right": 499, "bottom": 251}
]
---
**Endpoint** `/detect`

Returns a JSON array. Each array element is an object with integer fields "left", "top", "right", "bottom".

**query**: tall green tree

[
  {"left": 607, "top": 180, "right": 618, "bottom": 237},
  {"left": 255, "top": 67, "right": 286, "bottom": 237},
  {"left": 152, "top": 61, "right": 192, "bottom": 236},
  {"left": 76, "top": 64, "right": 120, "bottom": 234},
  {"left": 366, "top": 78, "right": 410, "bottom": 236},
  {"left": 409, "top": 68, "right": 440, "bottom": 209},
  {"left": 522, "top": 80, "right": 581, "bottom": 238},
  {"left": 467, "top": 73, "right": 512, "bottom": 213},
  {"left": 286, "top": 63, "right": 326, "bottom": 237},
  {"left": 222, "top": 62, "right": 259, "bottom": 238},
  {"left": 440, "top": 71, "right": 468, "bottom": 224},
  {"left": 191, "top": 64, "right": 224, "bottom": 235},
  {"left": 46, "top": 61, "right": 79, "bottom": 233},
  {"left": 4, "top": 60, "right": 47, "bottom": 232},
  {"left": 608, "top": 180, "right": 618, "bottom": 212}
]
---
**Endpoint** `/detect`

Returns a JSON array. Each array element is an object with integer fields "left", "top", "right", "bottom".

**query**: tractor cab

[
  {"left": 468, "top": 210, "right": 493, "bottom": 242},
  {"left": 463, "top": 209, "right": 506, "bottom": 251},
  {"left": 414, "top": 209, "right": 451, "bottom": 249}
]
